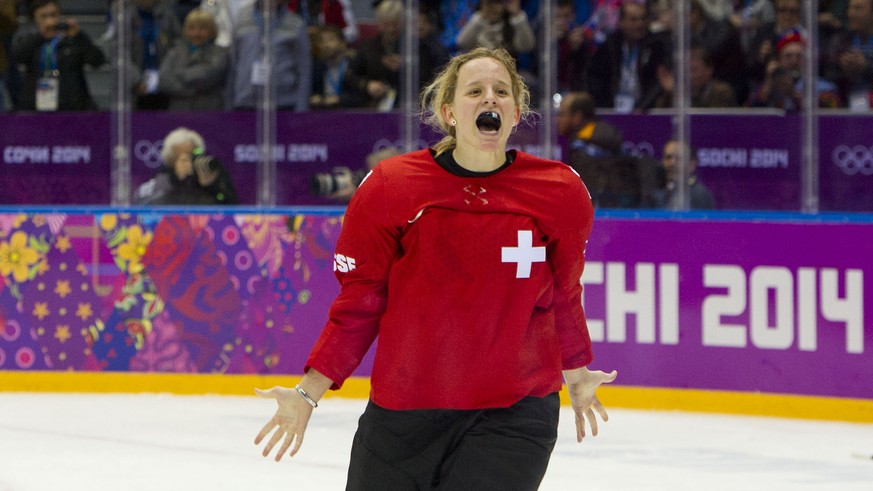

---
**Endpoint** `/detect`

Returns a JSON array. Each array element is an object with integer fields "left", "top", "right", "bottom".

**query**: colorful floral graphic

[
  {"left": 0, "top": 231, "right": 40, "bottom": 282},
  {"left": 116, "top": 225, "right": 152, "bottom": 274},
  {"left": 0, "top": 212, "right": 341, "bottom": 374}
]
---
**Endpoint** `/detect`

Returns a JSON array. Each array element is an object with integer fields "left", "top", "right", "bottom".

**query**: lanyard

[
  {"left": 40, "top": 37, "right": 61, "bottom": 75},
  {"left": 325, "top": 58, "right": 347, "bottom": 96},
  {"left": 622, "top": 43, "right": 639, "bottom": 71}
]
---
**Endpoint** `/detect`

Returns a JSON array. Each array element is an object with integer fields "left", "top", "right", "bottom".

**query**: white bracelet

[{"left": 294, "top": 385, "right": 318, "bottom": 408}]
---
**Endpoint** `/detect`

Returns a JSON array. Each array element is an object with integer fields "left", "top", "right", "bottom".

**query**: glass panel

[{"left": 5, "top": 1, "right": 873, "bottom": 211}]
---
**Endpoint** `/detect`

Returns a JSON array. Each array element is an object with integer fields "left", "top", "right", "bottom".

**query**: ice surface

[{"left": 0, "top": 393, "right": 871, "bottom": 490}]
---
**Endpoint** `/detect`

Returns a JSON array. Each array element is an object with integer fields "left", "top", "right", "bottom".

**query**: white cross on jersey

[{"left": 501, "top": 230, "right": 546, "bottom": 278}]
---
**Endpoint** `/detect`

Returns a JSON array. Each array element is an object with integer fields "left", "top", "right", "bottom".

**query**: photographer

[
  {"left": 11, "top": 0, "right": 105, "bottom": 111},
  {"left": 135, "top": 127, "right": 238, "bottom": 206}
]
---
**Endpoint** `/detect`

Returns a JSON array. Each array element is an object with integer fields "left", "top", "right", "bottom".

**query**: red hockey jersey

[{"left": 306, "top": 149, "right": 595, "bottom": 410}]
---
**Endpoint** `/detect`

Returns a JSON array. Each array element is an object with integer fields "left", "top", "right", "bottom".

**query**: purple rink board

[
  {"left": 1, "top": 111, "right": 872, "bottom": 211},
  {"left": 0, "top": 209, "right": 869, "bottom": 402},
  {"left": 583, "top": 217, "right": 871, "bottom": 400}
]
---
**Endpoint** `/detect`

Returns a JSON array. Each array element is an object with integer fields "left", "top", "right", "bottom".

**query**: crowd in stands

[{"left": 0, "top": 0, "right": 871, "bottom": 114}]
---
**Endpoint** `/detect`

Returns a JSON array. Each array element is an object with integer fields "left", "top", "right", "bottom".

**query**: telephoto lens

[{"left": 310, "top": 167, "right": 366, "bottom": 197}]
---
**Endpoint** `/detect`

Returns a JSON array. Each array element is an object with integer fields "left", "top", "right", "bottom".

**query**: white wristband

[{"left": 294, "top": 385, "right": 318, "bottom": 408}]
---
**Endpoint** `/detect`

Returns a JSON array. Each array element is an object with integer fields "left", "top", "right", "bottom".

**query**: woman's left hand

[
  {"left": 193, "top": 155, "right": 219, "bottom": 186},
  {"left": 563, "top": 367, "right": 618, "bottom": 443}
]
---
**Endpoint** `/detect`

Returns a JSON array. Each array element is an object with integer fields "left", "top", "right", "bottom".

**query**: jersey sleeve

[
  {"left": 305, "top": 165, "right": 400, "bottom": 389},
  {"left": 549, "top": 171, "right": 595, "bottom": 369}
]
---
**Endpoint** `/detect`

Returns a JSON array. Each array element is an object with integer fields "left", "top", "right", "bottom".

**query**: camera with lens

[
  {"left": 192, "top": 147, "right": 221, "bottom": 174},
  {"left": 55, "top": 21, "right": 70, "bottom": 32},
  {"left": 310, "top": 166, "right": 367, "bottom": 198}
]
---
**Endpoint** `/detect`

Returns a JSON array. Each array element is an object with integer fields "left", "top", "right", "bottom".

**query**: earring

[{"left": 451, "top": 119, "right": 456, "bottom": 125}]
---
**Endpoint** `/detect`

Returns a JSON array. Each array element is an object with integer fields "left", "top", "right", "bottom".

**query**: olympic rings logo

[
  {"left": 622, "top": 141, "right": 656, "bottom": 157},
  {"left": 371, "top": 138, "right": 428, "bottom": 154},
  {"left": 832, "top": 145, "right": 873, "bottom": 176},
  {"left": 134, "top": 140, "right": 164, "bottom": 169}
]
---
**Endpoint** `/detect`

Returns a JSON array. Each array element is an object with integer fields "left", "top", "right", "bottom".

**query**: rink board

[{"left": 0, "top": 209, "right": 871, "bottom": 422}]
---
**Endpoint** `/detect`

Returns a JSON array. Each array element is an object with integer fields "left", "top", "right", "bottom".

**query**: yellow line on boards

[{"left": 2, "top": 371, "right": 872, "bottom": 423}]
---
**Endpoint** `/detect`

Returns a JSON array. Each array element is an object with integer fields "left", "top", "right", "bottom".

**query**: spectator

[
  {"left": 637, "top": 56, "right": 673, "bottom": 110},
  {"left": 229, "top": 0, "right": 311, "bottom": 111},
  {"left": 820, "top": 0, "right": 849, "bottom": 35},
  {"left": 0, "top": 0, "right": 16, "bottom": 110},
  {"left": 11, "top": 0, "right": 106, "bottom": 111},
  {"left": 641, "top": 45, "right": 737, "bottom": 109},
  {"left": 456, "top": 0, "right": 536, "bottom": 60},
  {"left": 824, "top": 0, "right": 873, "bottom": 111},
  {"left": 689, "top": 0, "right": 748, "bottom": 105},
  {"left": 438, "top": 0, "right": 476, "bottom": 54},
  {"left": 728, "top": 0, "right": 775, "bottom": 52},
  {"left": 309, "top": 25, "right": 365, "bottom": 110},
  {"left": 581, "top": 0, "right": 622, "bottom": 40},
  {"left": 350, "top": 0, "right": 401, "bottom": 110},
  {"left": 126, "top": 0, "right": 182, "bottom": 110},
  {"left": 750, "top": 29, "right": 842, "bottom": 111},
  {"left": 288, "top": 0, "right": 358, "bottom": 45},
  {"left": 158, "top": 8, "right": 229, "bottom": 111},
  {"left": 660, "top": 139, "right": 715, "bottom": 210},
  {"left": 557, "top": 91, "right": 623, "bottom": 185},
  {"left": 417, "top": 6, "right": 451, "bottom": 88},
  {"left": 199, "top": 0, "right": 235, "bottom": 49},
  {"left": 586, "top": 1, "right": 667, "bottom": 111},
  {"left": 351, "top": 0, "right": 446, "bottom": 111},
  {"left": 550, "top": 0, "right": 592, "bottom": 94},
  {"left": 135, "top": 127, "right": 238, "bottom": 205},
  {"left": 747, "top": 0, "right": 805, "bottom": 85},
  {"left": 557, "top": 91, "right": 649, "bottom": 208}
]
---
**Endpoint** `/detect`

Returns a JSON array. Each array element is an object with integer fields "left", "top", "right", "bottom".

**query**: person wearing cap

[
  {"left": 254, "top": 46, "right": 616, "bottom": 489},
  {"left": 751, "top": 29, "right": 841, "bottom": 110},
  {"left": 747, "top": 0, "right": 805, "bottom": 85}
]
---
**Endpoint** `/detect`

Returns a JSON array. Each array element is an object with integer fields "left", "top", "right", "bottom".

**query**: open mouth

[{"left": 476, "top": 112, "right": 501, "bottom": 133}]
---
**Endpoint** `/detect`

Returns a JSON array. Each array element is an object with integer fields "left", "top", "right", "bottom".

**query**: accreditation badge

[
  {"left": 251, "top": 59, "right": 267, "bottom": 86},
  {"left": 849, "top": 89, "right": 870, "bottom": 112},
  {"left": 36, "top": 75, "right": 60, "bottom": 111}
]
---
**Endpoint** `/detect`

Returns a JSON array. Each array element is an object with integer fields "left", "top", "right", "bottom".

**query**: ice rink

[{"left": 1, "top": 392, "right": 871, "bottom": 491}]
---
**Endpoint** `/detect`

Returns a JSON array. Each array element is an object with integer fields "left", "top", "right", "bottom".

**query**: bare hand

[
  {"left": 565, "top": 368, "right": 618, "bottom": 443},
  {"left": 839, "top": 49, "right": 867, "bottom": 75},
  {"left": 366, "top": 80, "right": 388, "bottom": 99},
  {"left": 66, "top": 17, "right": 81, "bottom": 37},
  {"left": 253, "top": 386, "right": 314, "bottom": 461}
]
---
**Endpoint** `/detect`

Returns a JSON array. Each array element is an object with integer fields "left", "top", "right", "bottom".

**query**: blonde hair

[
  {"left": 184, "top": 8, "right": 218, "bottom": 41},
  {"left": 420, "top": 47, "right": 532, "bottom": 156}
]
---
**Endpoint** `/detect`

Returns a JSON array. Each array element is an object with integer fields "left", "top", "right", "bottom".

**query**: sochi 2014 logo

[{"left": 832, "top": 145, "right": 873, "bottom": 176}]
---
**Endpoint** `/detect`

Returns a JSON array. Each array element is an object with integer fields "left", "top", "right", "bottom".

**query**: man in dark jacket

[
  {"left": 11, "top": 0, "right": 105, "bottom": 111},
  {"left": 558, "top": 91, "right": 641, "bottom": 208},
  {"left": 584, "top": 1, "right": 667, "bottom": 111}
]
